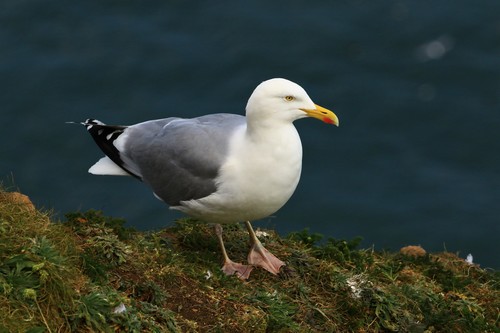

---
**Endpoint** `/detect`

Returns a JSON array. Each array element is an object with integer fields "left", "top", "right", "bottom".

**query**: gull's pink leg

[
  {"left": 245, "top": 221, "right": 285, "bottom": 275},
  {"left": 214, "top": 224, "right": 253, "bottom": 280}
]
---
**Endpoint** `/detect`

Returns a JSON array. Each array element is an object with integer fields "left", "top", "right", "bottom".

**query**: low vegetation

[{"left": 0, "top": 189, "right": 498, "bottom": 332}]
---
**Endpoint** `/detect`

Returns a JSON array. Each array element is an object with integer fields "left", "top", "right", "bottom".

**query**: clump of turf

[{"left": 1, "top": 188, "right": 498, "bottom": 332}]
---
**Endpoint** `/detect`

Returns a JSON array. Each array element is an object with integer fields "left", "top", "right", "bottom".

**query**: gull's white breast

[{"left": 174, "top": 124, "right": 303, "bottom": 223}]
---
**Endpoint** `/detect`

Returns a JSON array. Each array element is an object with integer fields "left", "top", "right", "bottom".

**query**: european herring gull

[{"left": 79, "top": 78, "right": 339, "bottom": 279}]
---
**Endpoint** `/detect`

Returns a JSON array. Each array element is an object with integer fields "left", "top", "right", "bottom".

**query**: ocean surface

[{"left": 2, "top": 1, "right": 499, "bottom": 268}]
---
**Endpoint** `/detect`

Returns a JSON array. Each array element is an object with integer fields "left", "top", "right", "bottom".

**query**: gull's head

[{"left": 246, "top": 78, "right": 339, "bottom": 126}]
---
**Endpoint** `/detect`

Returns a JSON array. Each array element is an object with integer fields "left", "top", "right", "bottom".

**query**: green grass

[{"left": 0, "top": 188, "right": 499, "bottom": 332}]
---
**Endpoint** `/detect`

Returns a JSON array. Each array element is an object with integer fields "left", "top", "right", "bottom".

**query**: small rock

[
  {"left": 465, "top": 253, "right": 474, "bottom": 265},
  {"left": 400, "top": 245, "right": 426, "bottom": 258},
  {"left": 255, "top": 230, "right": 270, "bottom": 238},
  {"left": 113, "top": 303, "right": 127, "bottom": 314},
  {"left": 0, "top": 192, "right": 36, "bottom": 211}
]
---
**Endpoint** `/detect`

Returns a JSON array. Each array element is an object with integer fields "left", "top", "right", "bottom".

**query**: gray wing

[{"left": 122, "top": 113, "right": 245, "bottom": 206}]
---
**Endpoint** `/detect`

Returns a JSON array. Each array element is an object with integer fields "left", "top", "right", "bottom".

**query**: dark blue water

[{"left": 2, "top": 1, "right": 499, "bottom": 268}]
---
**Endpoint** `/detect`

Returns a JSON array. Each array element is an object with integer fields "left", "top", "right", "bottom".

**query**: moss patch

[{"left": 1, "top": 189, "right": 498, "bottom": 332}]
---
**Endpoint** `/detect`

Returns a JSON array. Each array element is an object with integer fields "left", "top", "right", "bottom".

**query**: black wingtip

[
  {"left": 65, "top": 119, "right": 104, "bottom": 127},
  {"left": 81, "top": 119, "right": 106, "bottom": 129},
  {"left": 79, "top": 120, "right": 141, "bottom": 180}
]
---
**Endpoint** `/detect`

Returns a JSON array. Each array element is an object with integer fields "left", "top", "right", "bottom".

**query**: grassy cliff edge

[{"left": 0, "top": 189, "right": 498, "bottom": 332}]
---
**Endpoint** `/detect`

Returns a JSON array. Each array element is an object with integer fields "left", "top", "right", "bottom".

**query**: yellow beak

[{"left": 301, "top": 104, "right": 339, "bottom": 126}]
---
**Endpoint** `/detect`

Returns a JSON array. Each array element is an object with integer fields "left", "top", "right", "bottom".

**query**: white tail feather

[{"left": 88, "top": 156, "right": 130, "bottom": 176}]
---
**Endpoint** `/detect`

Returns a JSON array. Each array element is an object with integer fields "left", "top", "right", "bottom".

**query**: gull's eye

[{"left": 284, "top": 95, "right": 295, "bottom": 102}]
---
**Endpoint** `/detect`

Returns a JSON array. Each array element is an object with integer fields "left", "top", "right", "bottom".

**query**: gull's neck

[{"left": 245, "top": 113, "right": 297, "bottom": 142}]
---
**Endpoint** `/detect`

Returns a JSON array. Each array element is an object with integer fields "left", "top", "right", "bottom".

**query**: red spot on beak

[{"left": 323, "top": 117, "right": 335, "bottom": 124}]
